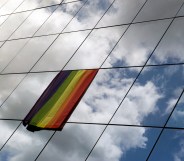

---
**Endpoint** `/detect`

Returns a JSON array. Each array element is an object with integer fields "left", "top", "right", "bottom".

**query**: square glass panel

[
  {"left": 36, "top": 124, "right": 105, "bottom": 161},
  {"left": 0, "top": 0, "right": 24, "bottom": 15},
  {"left": 35, "top": 1, "right": 84, "bottom": 36},
  {"left": 87, "top": 126, "right": 161, "bottom": 161},
  {"left": 68, "top": 68, "right": 141, "bottom": 123},
  {"left": 0, "top": 123, "right": 54, "bottom": 161},
  {"left": 0, "top": 120, "right": 21, "bottom": 149},
  {"left": 0, "top": 74, "right": 25, "bottom": 106},
  {"left": 97, "top": 0, "right": 146, "bottom": 28},
  {"left": 2, "top": 35, "right": 57, "bottom": 73},
  {"left": 0, "top": 38, "right": 29, "bottom": 72},
  {"left": 148, "top": 17, "right": 184, "bottom": 65},
  {"left": 63, "top": 0, "right": 114, "bottom": 32},
  {"left": 14, "top": 0, "right": 43, "bottom": 12},
  {"left": 177, "top": 2, "right": 184, "bottom": 16},
  {"left": 111, "top": 65, "right": 184, "bottom": 127},
  {"left": 32, "top": 30, "right": 90, "bottom": 72},
  {"left": 0, "top": 72, "right": 57, "bottom": 119},
  {"left": 102, "top": 19, "right": 171, "bottom": 68},
  {"left": 64, "top": 26, "right": 128, "bottom": 70},
  {"left": 0, "top": 11, "right": 31, "bottom": 41},
  {"left": 10, "top": 6, "right": 58, "bottom": 39},
  {"left": 167, "top": 93, "right": 184, "bottom": 128},
  {"left": 38, "top": 0, "right": 62, "bottom": 8},
  {"left": 0, "top": 15, "right": 8, "bottom": 26},
  {"left": 134, "top": 0, "right": 183, "bottom": 22},
  {"left": 148, "top": 129, "right": 184, "bottom": 161},
  {"left": 0, "top": 0, "right": 8, "bottom": 8},
  {"left": 15, "top": 0, "right": 62, "bottom": 13}
]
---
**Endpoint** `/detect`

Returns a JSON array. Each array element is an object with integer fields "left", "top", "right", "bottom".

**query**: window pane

[
  {"left": 64, "top": 26, "right": 127, "bottom": 70},
  {"left": 0, "top": 120, "right": 21, "bottom": 149},
  {"left": 0, "top": 0, "right": 8, "bottom": 8},
  {"left": 148, "top": 18, "right": 184, "bottom": 65},
  {"left": 0, "top": 73, "right": 57, "bottom": 119},
  {"left": 0, "top": 74, "right": 25, "bottom": 106},
  {"left": 0, "top": 0, "right": 24, "bottom": 15},
  {"left": 0, "top": 15, "right": 8, "bottom": 26},
  {"left": 87, "top": 127, "right": 161, "bottom": 161},
  {"left": 35, "top": 1, "right": 84, "bottom": 36},
  {"left": 15, "top": 0, "right": 62, "bottom": 13},
  {"left": 10, "top": 6, "right": 57, "bottom": 39},
  {"left": 0, "top": 123, "right": 54, "bottom": 161},
  {"left": 32, "top": 30, "right": 90, "bottom": 72},
  {"left": 134, "top": 0, "right": 183, "bottom": 22},
  {"left": 0, "top": 11, "right": 31, "bottom": 41},
  {"left": 102, "top": 19, "right": 171, "bottom": 68},
  {"left": 148, "top": 129, "right": 184, "bottom": 161},
  {"left": 0, "top": 39, "right": 29, "bottom": 72},
  {"left": 177, "top": 3, "right": 184, "bottom": 16},
  {"left": 167, "top": 93, "right": 184, "bottom": 128},
  {"left": 97, "top": 0, "right": 146, "bottom": 28},
  {"left": 111, "top": 65, "right": 184, "bottom": 127},
  {"left": 2, "top": 35, "right": 57, "bottom": 73},
  {"left": 63, "top": 0, "right": 114, "bottom": 32},
  {"left": 36, "top": 124, "right": 105, "bottom": 161},
  {"left": 69, "top": 68, "right": 141, "bottom": 123},
  {"left": 14, "top": 0, "right": 43, "bottom": 12}
]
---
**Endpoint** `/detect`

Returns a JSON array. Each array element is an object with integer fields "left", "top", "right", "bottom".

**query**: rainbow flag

[{"left": 23, "top": 69, "right": 98, "bottom": 132}]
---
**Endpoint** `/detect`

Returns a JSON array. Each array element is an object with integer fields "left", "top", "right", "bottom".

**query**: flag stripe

[
  {"left": 36, "top": 70, "right": 85, "bottom": 128},
  {"left": 46, "top": 70, "right": 98, "bottom": 128},
  {"left": 29, "top": 71, "right": 78, "bottom": 125},
  {"left": 23, "top": 71, "right": 71, "bottom": 125}
]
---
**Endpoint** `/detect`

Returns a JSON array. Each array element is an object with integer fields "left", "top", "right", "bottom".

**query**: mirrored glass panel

[
  {"left": 63, "top": 0, "right": 114, "bottom": 32},
  {"left": 32, "top": 30, "right": 90, "bottom": 72},
  {"left": 0, "top": 73, "right": 57, "bottom": 119},
  {"left": 97, "top": 0, "right": 146, "bottom": 28},
  {"left": 15, "top": 0, "right": 62, "bottom": 13},
  {"left": 167, "top": 93, "right": 184, "bottom": 128},
  {"left": 177, "top": 2, "right": 184, "bottom": 16},
  {"left": 38, "top": 0, "right": 62, "bottom": 8},
  {"left": 0, "top": 38, "right": 29, "bottom": 72},
  {"left": 64, "top": 26, "right": 128, "bottom": 70},
  {"left": 0, "top": 0, "right": 24, "bottom": 15},
  {"left": 10, "top": 6, "right": 57, "bottom": 39},
  {"left": 2, "top": 35, "right": 57, "bottom": 73},
  {"left": 111, "top": 65, "right": 184, "bottom": 127},
  {"left": 148, "top": 17, "right": 184, "bottom": 65},
  {"left": 0, "top": 11, "right": 31, "bottom": 41},
  {"left": 87, "top": 126, "right": 161, "bottom": 161},
  {"left": 35, "top": 1, "right": 84, "bottom": 36},
  {"left": 134, "top": 0, "right": 183, "bottom": 22},
  {"left": 0, "top": 123, "right": 54, "bottom": 161},
  {"left": 102, "top": 19, "right": 171, "bottom": 68},
  {"left": 0, "top": 120, "right": 21, "bottom": 149},
  {"left": 36, "top": 124, "right": 105, "bottom": 161},
  {"left": 0, "top": 74, "right": 25, "bottom": 106},
  {"left": 0, "top": 0, "right": 8, "bottom": 8},
  {"left": 14, "top": 0, "right": 43, "bottom": 13},
  {"left": 64, "top": 0, "right": 81, "bottom": 2},
  {"left": 148, "top": 129, "right": 184, "bottom": 161},
  {"left": 0, "top": 15, "right": 8, "bottom": 26},
  {"left": 68, "top": 68, "right": 141, "bottom": 123}
]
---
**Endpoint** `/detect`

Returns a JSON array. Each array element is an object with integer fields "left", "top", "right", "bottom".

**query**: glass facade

[{"left": 0, "top": 0, "right": 184, "bottom": 160}]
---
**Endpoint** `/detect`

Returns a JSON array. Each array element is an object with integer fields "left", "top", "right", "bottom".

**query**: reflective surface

[{"left": 0, "top": 0, "right": 184, "bottom": 161}]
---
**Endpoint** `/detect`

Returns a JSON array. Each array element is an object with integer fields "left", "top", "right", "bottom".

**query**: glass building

[{"left": 0, "top": 0, "right": 184, "bottom": 160}]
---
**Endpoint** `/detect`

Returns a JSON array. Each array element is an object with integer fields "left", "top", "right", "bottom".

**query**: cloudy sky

[{"left": 0, "top": 0, "right": 184, "bottom": 161}]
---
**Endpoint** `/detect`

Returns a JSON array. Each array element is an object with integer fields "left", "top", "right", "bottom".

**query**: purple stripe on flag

[{"left": 23, "top": 70, "right": 71, "bottom": 125}]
